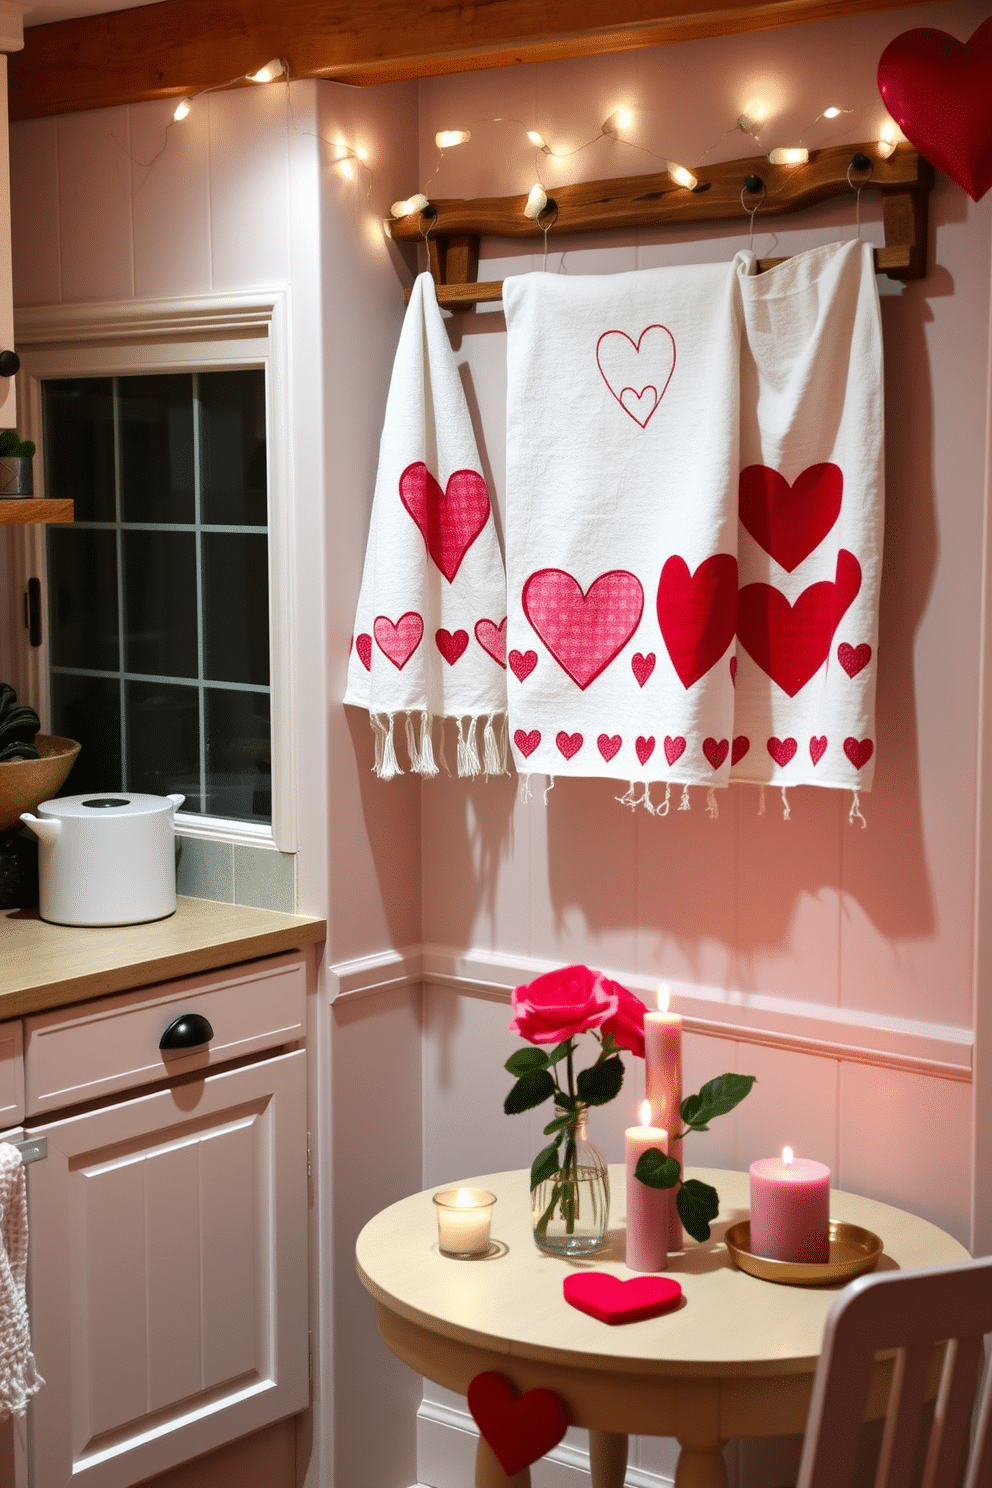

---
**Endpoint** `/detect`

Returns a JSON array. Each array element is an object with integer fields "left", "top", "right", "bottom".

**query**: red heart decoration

[
  {"left": 563, "top": 1271, "right": 682, "bottom": 1325},
  {"left": 355, "top": 633, "right": 372, "bottom": 671},
  {"left": 467, "top": 1372, "right": 569, "bottom": 1477},
  {"left": 732, "top": 735, "right": 750, "bottom": 765},
  {"left": 596, "top": 324, "right": 676, "bottom": 429},
  {"left": 837, "top": 641, "right": 872, "bottom": 678},
  {"left": 768, "top": 736, "right": 798, "bottom": 767},
  {"left": 739, "top": 463, "right": 843, "bottom": 573},
  {"left": 598, "top": 733, "right": 622, "bottom": 762},
  {"left": 657, "top": 554, "right": 739, "bottom": 690},
  {"left": 636, "top": 735, "right": 656, "bottom": 766},
  {"left": 509, "top": 649, "right": 538, "bottom": 682},
  {"left": 556, "top": 730, "right": 583, "bottom": 760},
  {"left": 399, "top": 462, "right": 492, "bottom": 582},
  {"left": 810, "top": 735, "right": 828, "bottom": 766},
  {"left": 514, "top": 729, "right": 541, "bottom": 758},
  {"left": 664, "top": 735, "right": 686, "bottom": 766},
  {"left": 435, "top": 628, "right": 468, "bottom": 665},
  {"left": 523, "top": 569, "right": 644, "bottom": 690},
  {"left": 730, "top": 655, "right": 737, "bottom": 686},
  {"left": 844, "top": 736, "right": 874, "bottom": 769},
  {"left": 373, "top": 612, "right": 424, "bottom": 670},
  {"left": 475, "top": 618, "right": 507, "bottom": 668},
  {"left": 878, "top": 18, "right": 992, "bottom": 202},
  {"left": 631, "top": 651, "right": 656, "bottom": 687},
  {"left": 703, "top": 737, "right": 729, "bottom": 770},
  {"left": 737, "top": 550, "right": 861, "bottom": 697}
]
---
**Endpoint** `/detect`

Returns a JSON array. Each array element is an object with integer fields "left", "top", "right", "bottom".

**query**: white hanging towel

[
  {"left": 0, "top": 1144, "right": 43, "bottom": 1418},
  {"left": 503, "top": 260, "right": 747, "bottom": 796},
  {"left": 731, "top": 240, "right": 883, "bottom": 793},
  {"left": 344, "top": 272, "right": 509, "bottom": 778}
]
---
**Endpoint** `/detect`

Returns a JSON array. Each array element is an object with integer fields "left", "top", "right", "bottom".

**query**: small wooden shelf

[{"left": 0, "top": 498, "right": 74, "bottom": 525}]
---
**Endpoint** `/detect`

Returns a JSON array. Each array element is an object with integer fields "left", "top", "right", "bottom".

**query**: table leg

[
  {"left": 673, "top": 1440, "right": 729, "bottom": 1488},
  {"left": 475, "top": 1435, "right": 531, "bottom": 1488},
  {"left": 589, "top": 1429, "right": 628, "bottom": 1486}
]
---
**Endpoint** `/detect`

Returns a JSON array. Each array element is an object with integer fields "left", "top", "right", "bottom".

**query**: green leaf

[
  {"left": 677, "top": 1179, "right": 721, "bottom": 1242},
  {"left": 530, "top": 1143, "right": 562, "bottom": 1190},
  {"left": 544, "top": 1038, "right": 575, "bottom": 1067},
  {"left": 505, "top": 1047, "right": 550, "bottom": 1076},
  {"left": 576, "top": 1055, "right": 624, "bottom": 1106},
  {"left": 680, "top": 1074, "right": 756, "bottom": 1131},
  {"left": 503, "top": 1069, "right": 555, "bottom": 1115},
  {"left": 634, "top": 1148, "right": 681, "bottom": 1189},
  {"left": 553, "top": 1090, "right": 578, "bottom": 1111},
  {"left": 543, "top": 1115, "right": 570, "bottom": 1136}
]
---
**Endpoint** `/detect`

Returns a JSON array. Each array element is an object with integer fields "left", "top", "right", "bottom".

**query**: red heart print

[
  {"left": 435, "top": 628, "right": 468, "bottom": 665},
  {"left": 598, "top": 734, "right": 622, "bottom": 762},
  {"left": 514, "top": 729, "right": 541, "bottom": 758},
  {"left": 703, "top": 737, "right": 729, "bottom": 770},
  {"left": 732, "top": 735, "right": 750, "bottom": 765},
  {"left": 509, "top": 649, "right": 538, "bottom": 682},
  {"left": 523, "top": 569, "right": 644, "bottom": 690},
  {"left": 768, "top": 736, "right": 797, "bottom": 767},
  {"left": 636, "top": 736, "right": 655, "bottom": 766},
  {"left": 664, "top": 736, "right": 685, "bottom": 767},
  {"left": 475, "top": 617, "right": 507, "bottom": 668},
  {"left": 399, "top": 462, "right": 491, "bottom": 583},
  {"left": 657, "top": 554, "right": 739, "bottom": 690},
  {"left": 563, "top": 1272, "right": 682, "bottom": 1326},
  {"left": 837, "top": 641, "right": 871, "bottom": 678},
  {"left": 467, "top": 1372, "right": 569, "bottom": 1478},
  {"left": 737, "top": 550, "right": 862, "bottom": 698},
  {"left": 556, "top": 731, "right": 583, "bottom": 760},
  {"left": 355, "top": 633, "right": 372, "bottom": 671},
  {"left": 844, "top": 737, "right": 874, "bottom": 769},
  {"left": 878, "top": 18, "right": 992, "bottom": 202},
  {"left": 596, "top": 325, "right": 676, "bottom": 429},
  {"left": 730, "top": 655, "right": 737, "bottom": 686},
  {"left": 739, "top": 464, "right": 843, "bottom": 573},
  {"left": 810, "top": 735, "right": 828, "bottom": 766},
  {"left": 632, "top": 652, "right": 656, "bottom": 687},
  {"left": 373, "top": 612, "right": 424, "bottom": 670}
]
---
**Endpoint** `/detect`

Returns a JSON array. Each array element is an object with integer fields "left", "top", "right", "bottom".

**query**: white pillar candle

[
  {"left": 625, "top": 1101, "right": 671, "bottom": 1272},
  {"left": 644, "top": 983, "right": 683, "bottom": 1250},
  {"left": 749, "top": 1148, "right": 830, "bottom": 1263},
  {"left": 433, "top": 1188, "right": 496, "bottom": 1255}
]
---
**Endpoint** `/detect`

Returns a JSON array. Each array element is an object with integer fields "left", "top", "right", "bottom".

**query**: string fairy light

[{"left": 523, "top": 183, "right": 549, "bottom": 218}]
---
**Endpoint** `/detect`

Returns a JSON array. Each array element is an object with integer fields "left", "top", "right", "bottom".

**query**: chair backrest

[{"left": 796, "top": 1256, "right": 992, "bottom": 1488}]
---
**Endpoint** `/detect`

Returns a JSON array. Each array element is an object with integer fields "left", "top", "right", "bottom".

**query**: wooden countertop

[{"left": 0, "top": 895, "right": 326, "bottom": 1017}]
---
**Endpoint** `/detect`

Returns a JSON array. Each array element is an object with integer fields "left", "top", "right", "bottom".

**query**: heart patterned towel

[
  {"left": 344, "top": 272, "right": 509, "bottom": 777},
  {"left": 0, "top": 1144, "right": 43, "bottom": 1418},
  {"left": 731, "top": 240, "right": 883, "bottom": 798},
  {"left": 502, "top": 260, "right": 747, "bottom": 802}
]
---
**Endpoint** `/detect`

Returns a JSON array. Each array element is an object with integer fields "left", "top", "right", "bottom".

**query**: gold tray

[{"left": 725, "top": 1220, "right": 883, "bottom": 1286}]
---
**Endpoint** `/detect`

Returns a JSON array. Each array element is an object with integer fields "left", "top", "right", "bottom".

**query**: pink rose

[
  {"left": 510, "top": 964, "right": 619, "bottom": 1044},
  {"left": 600, "top": 979, "right": 647, "bottom": 1059}
]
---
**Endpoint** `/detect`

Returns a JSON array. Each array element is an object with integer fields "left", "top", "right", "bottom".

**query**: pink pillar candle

[
  {"left": 644, "top": 984, "right": 683, "bottom": 1251},
  {"left": 749, "top": 1152, "right": 831, "bottom": 1263},
  {"left": 625, "top": 1108, "right": 671, "bottom": 1273}
]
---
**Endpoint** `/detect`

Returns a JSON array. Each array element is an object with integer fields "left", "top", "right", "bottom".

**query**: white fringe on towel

[{"left": 0, "top": 1145, "right": 43, "bottom": 1419}]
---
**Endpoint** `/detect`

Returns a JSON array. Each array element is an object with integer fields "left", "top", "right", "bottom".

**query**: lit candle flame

[
  {"left": 782, "top": 1146, "right": 794, "bottom": 1167},
  {"left": 658, "top": 983, "right": 671, "bottom": 1013},
  {"left": 640, "top": 1099, "right": 652, "bottom": 1127},
  {"left": 454, "top": 1188, "right": 476, "bottom": 1207}
]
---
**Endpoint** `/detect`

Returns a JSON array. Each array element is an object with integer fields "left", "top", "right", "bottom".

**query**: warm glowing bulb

[
  {"left": 339, "top": 159, "right": 355, "bottom": 180},
  {"left": 668, "top": 161, "right": 698, "bottom": 190},
  {"left": 173, "top": 97, "right": 191, "bottom": 121},
  {"left": 769, "top": 147, "right": 809, "bottom": 165},
  {"left": 525, "top": 130, "right": 544, "bottom": 147},
  {"left": 782, "top": 1146, "right": 794, "bottom": 1167},
  {"left": 877, "top": 138, "right": 897, "bottom": 159},
  {"left": 640, "top": 1100, "right": 653, "bottom": 1127},
  {"left": 355, "top": 146, "right": 368, "bottom": 161},
  {"left": 247, "top": 58, "right": 286, "bottom": 84},
  {"left": 389, "top": 192, "right": 430, "bottom": 218},
  {"left": 616, "top": 109, "right": 633, "bottom": 130},
  {"left": 879, "top": 120, "right": 898, "bottom": 142},
  {"left": 745, "top": 98, "right": 768, "bottom": 123},
  {"left": 523, "top": 183, "right": 548, "bottom": 219},
  {"left": 658, "top": 983, "right": 671, "bottom": 1013},
  {"left": 435, "top": 129, "right": 471, "bottom": 149},
  {"left": 823, "top": 106, "right": 841, "bottom": 119}
]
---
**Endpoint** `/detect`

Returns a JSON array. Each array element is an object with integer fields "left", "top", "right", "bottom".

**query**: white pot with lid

[{"left": 20, "top": 792, "right": 185, "bottom": 926}]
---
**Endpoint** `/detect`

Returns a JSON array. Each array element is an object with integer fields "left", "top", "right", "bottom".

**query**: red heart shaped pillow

[
  {"left": 563, "top": 1271, "right": 682, "bottom": 1324},
  {"left": 467, "top": 1372, "right": 569, "bottom": 1477},
  {"left": 877, "top": 18, "right": 992, "bottom": 201}
]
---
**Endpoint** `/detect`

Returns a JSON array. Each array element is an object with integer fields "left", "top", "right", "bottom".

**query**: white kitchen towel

[
  {"left": 0, "top": 1144, "right": 43, "bottom": 1418},
  {"left": 344, "top": 272, "right": 509, "bottom": 778},
  {"left": 731, "top": 240, "right": 883, "bottom": 794},
  {"left": 503, "top": 260, "right": 747, "bottom": 798}
]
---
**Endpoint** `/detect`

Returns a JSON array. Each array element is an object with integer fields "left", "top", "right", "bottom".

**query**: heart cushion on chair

[
  {"left": 467, "top": 1371, "right": 569, "bottom": 1476},
  {"left": 563, "top": 1271, "right": 683, "bottom": 1324}
]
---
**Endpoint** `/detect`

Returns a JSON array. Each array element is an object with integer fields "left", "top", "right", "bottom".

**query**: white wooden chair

[{"left": 796, "top": 1256, "right": 992, "bottom": 1488}]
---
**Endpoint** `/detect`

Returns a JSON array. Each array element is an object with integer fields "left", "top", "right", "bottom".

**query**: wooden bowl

[{"left": 0, "top": 734, "right": 81, "bottom": 832}]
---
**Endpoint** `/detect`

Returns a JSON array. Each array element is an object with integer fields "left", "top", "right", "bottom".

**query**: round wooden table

[{"left": 355, "top": 1166, "right": 969, "bottom": 1488}]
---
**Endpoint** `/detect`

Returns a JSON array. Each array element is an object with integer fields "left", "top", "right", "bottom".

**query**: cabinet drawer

[
  {"left": 24, "top": 953, "right": 305, "bottom": 1116},
  {"left": 0, "top": 1021, "right": 23, "bottom": 1126}
]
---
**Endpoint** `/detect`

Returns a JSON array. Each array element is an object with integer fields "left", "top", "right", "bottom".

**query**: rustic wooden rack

[{"left": 392, "top": 142, "right": 932, "bottom": 311}]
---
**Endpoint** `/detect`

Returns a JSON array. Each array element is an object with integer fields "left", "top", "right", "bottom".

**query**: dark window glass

[
  {"left": 204, "top": 688, "right": 270, "bottom": 823},
  {"left": 49, "top": 674, "right": 120, "bottom": 796},
  {"left": 48, "top": 528, "right": 119, "bottom": 672},
  {"left": 42, "top": 378, "right": 115, "bottom": 521},
  {"left": 123, "top": 530, "right": 197, "bottom": 678},
  {"left": 119, "top": 374, "right": 195, "bottom": 523},
  {"left": 199, "top": 371, "right": 267, "bottom": 526},
  {"left": 126, "top": 681, "right": 201, "bottom": 806},
  {"left": 202, "top": 533, "right": 269, "bottom": 685}
]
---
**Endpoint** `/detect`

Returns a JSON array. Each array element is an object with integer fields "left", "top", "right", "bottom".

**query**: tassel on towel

[{"left": 0, "top": 1145, "right": 43, "bottom": 1419}]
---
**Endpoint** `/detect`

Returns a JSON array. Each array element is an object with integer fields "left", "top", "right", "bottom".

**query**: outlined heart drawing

[
  {"left": 355, "top": 633, "right": 372, "bottom": 671},
  {"left": 657, "top": 553, "right": 739, "bottom": 690},
  {"left": 737, "top": 550, "right": 862, "bottom": 697},
  {"left": 739, "top": 463, "right": 843, "bottom": 573},
  {"left": 596, "top": 325, "right": 676, "bottom": 429},
  {"left": 435, "top": 628, "right": 468, "bottom": 665},
  {"left": 523, "top": 569, "right": 644, "bottom": 690},
  {"left": 509, "top": 649, "right": 538, "bottom": 682},
  {"left": 373, "top": 612, "right": 424, "bottom": 670},
  {"left": 399, "top": 462, "right": 491, "bottom": 583},
  {"left": 467, "top": 1372, "right": 569, "bottom": 1478},
  {"left": 475, "top": 617, "right": 507, "bottom": 668}
]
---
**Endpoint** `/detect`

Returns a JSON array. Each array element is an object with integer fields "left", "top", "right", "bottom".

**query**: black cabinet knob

[
  {"left": 159, "top": 1012, "right": 214, "bottom": 1050},
  {"left": 0, "top": 350, "right": 20, "bottom": 378}
]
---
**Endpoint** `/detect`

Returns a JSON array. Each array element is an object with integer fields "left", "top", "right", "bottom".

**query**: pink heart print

[
  {"left": 398, "top": 461, "right": 491, "bottom": 583},
  {"left": 523, "top": 569, "right": 644, "bottom": 690},
  {"left": 844, "top": 737, "right": 874, "bottom": 769},
  {"left": 598, "top": 734, "right": 622, "bottom": 762},
  {"left": 514, "top": 729, "right": 541, "bottom": 758},
  {"left": 556, "top": 731, "right": 583, "bottom": 760},
  {"left": 596, "top": 325, "right": 676, "bottom": 429},
  {"left": 355, "top": 633, "right": 372, "bottom": 671},
  {"left": 373, "top": 612, "right": 424, "bottom": 670},
  {"left": 664, "top": 736, "right": 686, "bottom": 766},
  {"left": 631, "top": 652, "right": 656, "bottom": 687},
  {"left": 837, "top": 641, "right": 872, "bottom": 678},
  {"left": 636, "top": 736, "right": 656, "bottom": 766},
  {"left": 767, "top": 736, "right": 798, "bottom": 767},
  {"left": 732, "top": 735, "right": 750, "bottom": 765},
  {"left": 810, "top": 735, "right": 828, "bottom": 766},
  {"left": 435, "top": 628, "right": 468, "bottom": 665},
  {"left": 509, "top": 649, "right": 538, "bottom": 682},
  {"left": 475, "top": 617, "right": 507, "bottom": 668},
  {"left": 702, "top": 737, "right": 729, "bottom": 770}
]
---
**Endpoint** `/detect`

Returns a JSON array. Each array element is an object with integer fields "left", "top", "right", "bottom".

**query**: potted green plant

[{"left": 0, "top": 429, "right": 36, "bottom": 497}]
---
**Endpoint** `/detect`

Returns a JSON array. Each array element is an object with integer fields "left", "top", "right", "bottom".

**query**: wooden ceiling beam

[{"left": 8, "top": 0, "right": 951, "bottom": 122}]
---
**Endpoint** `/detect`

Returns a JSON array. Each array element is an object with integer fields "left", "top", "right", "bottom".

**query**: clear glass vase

[{"left": 531, "top": 1113, "right": 610, "bottom": 1256}]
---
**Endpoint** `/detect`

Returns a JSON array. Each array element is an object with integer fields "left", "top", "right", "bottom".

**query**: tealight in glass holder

[{"left": 433, "top": 1187, "right": 497, "bottom": 1256}]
